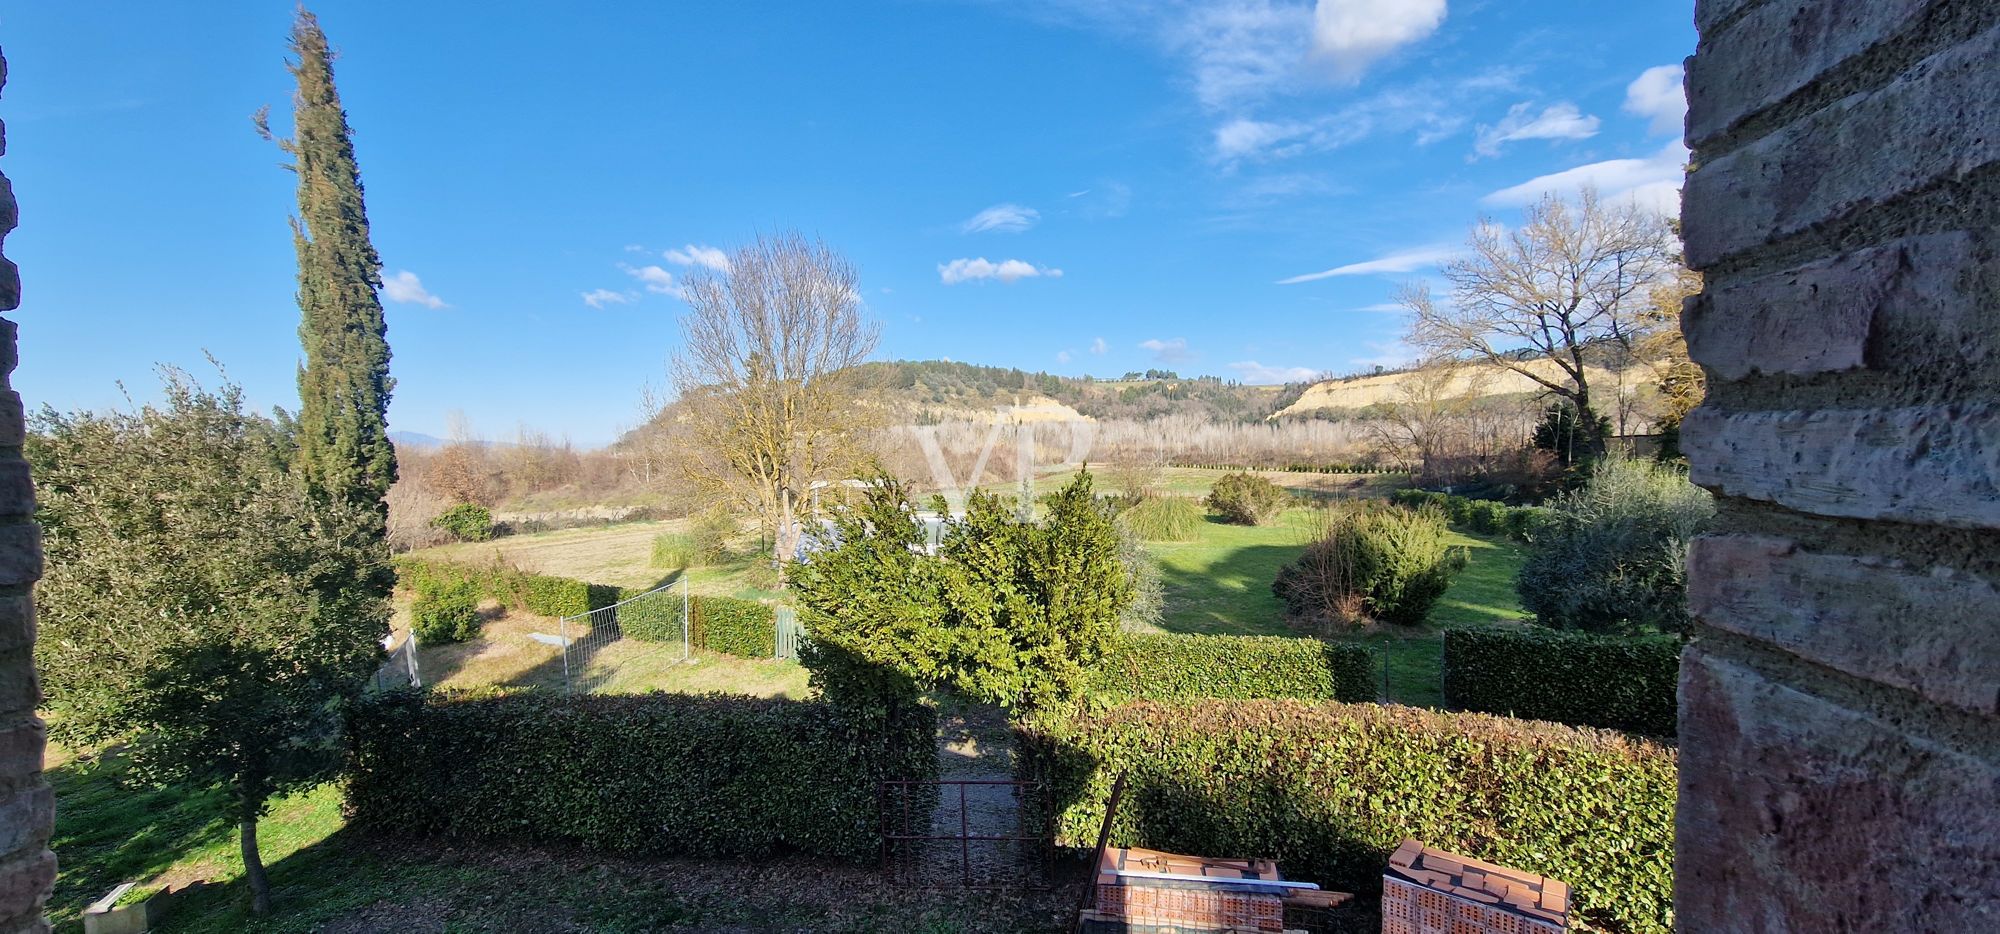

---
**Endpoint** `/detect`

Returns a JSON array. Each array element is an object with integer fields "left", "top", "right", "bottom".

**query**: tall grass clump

[
  {"left": 1117, "top": 496, "right": 1203, "bottom": 542},
  {"left": 1517, "top": 457, "right": 1715, "bottom": 634},
  {"left": 1273, "top": 504, "right": 1465, "bottom": 629}
]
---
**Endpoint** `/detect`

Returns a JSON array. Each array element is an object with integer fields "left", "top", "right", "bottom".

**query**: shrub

[
  {"left": 689, "top": 511, "right": 739, "bottom": 562},
  {"left": 1389, "top": 488, "right": 1544, "bottom": 543},
  {"left": 615, "top": 585, "right": 681, "bottom": 643},
  {"left": 1516, "top": 458, "right": 1715, "bottom": 634},
  {"left": 1205, "top": 472, "right": 1289, "bottom": 525},
  {"left": 1091, "top": 633, "right": 1374, "bottom": 703},
  {"left": 1273, "top": 505, "right": 1465, "bottom": 628},
  {"left": 1017, "top": 700, "right": 1675, "bottom": 933},
  {"left": 1116, "top": 496, "right": 1203, "bottom": 542},
  {"left": 346, "top": 689, "right": 936, "bottom": 860},
  {"left": 694, "top": 595, "right": 776, "bottom": 657},
  {"left": 410, "top": 579, "right": 481, "bottom": 643},
  {"left": 430, "top": 502, "right": 493, "bottom": 542},
  {"left": 1442, "top": 628, "right": 1680, "bottom": 736},
  {"left": 1115, "top": 529, "right": 1165, "bottom": 633},
  {"left": 394, "top": 558, "right": 621, "bottom": 621}
]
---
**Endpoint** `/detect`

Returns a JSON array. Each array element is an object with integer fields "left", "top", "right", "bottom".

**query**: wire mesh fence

[
  {"left": 881, "top": 779, "right": 1053, "bottom": 889},
  {"left": 558, "top": 577, "right": 691, "bottom": 694}
]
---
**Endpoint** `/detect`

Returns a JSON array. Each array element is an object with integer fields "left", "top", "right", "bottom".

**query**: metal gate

[
  {"left": 879, "top": 779, "right": 1051, "bottom": 888},
  {"left": 775, "top": 605, "right": 804, "bottom": 660}
]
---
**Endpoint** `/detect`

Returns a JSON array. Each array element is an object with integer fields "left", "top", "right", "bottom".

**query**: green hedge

[
  {"left": 347, "top": 689, "right": 935, "bottom": 859},
  {"left": 1091, "top": 633, "right": 1375, "bottom": 703},
  {"left": 1442, "top": 628, "right": 1681, "bottom": 737},
  {"left": 1018, "top": 700, "right": 1675, "bottom": 933},
  {"left": 410, "top": 579, "right": 481, "bottom": 644},
  {"left": 694, "top": 595, "right": 777, "bottom": 657},
  {"left": 1390, "top": 489, "right": 1546, "bottom": 542},
  {"left": 395, "top": 558, "right": 620, "bottom": 620}
]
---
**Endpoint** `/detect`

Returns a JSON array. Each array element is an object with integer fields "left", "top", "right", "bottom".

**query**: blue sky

[{"left": 2, "top": 1, "right": 1695, "bottom": 445}]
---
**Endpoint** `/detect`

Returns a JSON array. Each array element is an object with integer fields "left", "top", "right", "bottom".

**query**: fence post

[
  {"left": 407, "top": 629, "right": 422, "bottom": 688},
  {"left": 560, "top": 612, "right": 571, "bottom": 694}
]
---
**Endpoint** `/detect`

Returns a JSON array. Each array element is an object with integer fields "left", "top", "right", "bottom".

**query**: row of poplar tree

[{"left": 33, "top": 10, "right": 395, "bottom": 916}]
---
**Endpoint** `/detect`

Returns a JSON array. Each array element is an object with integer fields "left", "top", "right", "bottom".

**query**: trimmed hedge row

[
  {"left": 1018, "top": 700, "right": 1675, "bottom": 933},
  {"left": 1170, "top": 462, "right": 1407, "bottom": 476},
  {"left": 347, "top": 689, "right": 936, "bottom": 859},
  {"left": 395, "top": 557, "right": 621, "bottom": 619},
  {"left": 1091, "top": 633, "right": 1375, "bottom": 703},
  {"left": 693, "top": 595, "right": 777, "bottom": 657},
  {"left": 1442, "top": 627, "right": 1681, "bottom": 737},
  {"left": 1390, "top": 489, "right": 1545, "bottom": 542}
]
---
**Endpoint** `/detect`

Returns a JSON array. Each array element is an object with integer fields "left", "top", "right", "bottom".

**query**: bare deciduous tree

[
  {"left": 1402, "top": 188, "right": 1674, "bottom": 458},
  {"left": 670, "top": 232, "right": 880, "bottom": 568}
]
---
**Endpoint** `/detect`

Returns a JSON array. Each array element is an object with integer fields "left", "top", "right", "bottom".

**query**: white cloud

[
  {"left": 663, "top": 244, "right": 731, "bottom": 273},
  {"left": 1057, "top": 350, "right": 1074, "bottom": 364},
  {"left": 623, "top": 244, "right": 648, "bottom": 253},
  {"left": 937, "top": 257, "right": 1064, "bottom": 285},
  {"left": 1209, "top": 67, "right": 1516, "bottom": 165},
  {"left": 1482, "top": 141, "right": 1689, "bottom": 215},
  {"left": 382, "top": 270, "right": 447, "bottom": 309},
  {"left": 1277, "top": 243, "right": 1460, "bottom": 284},
  {"left": 580, "top": 288, "right": 634, "bottom": 309},
  {"left": 1140, "top": 337, "right": 1194, "bottom": 363},
  {"left": 960, "top": 203, "right": 1041, "bottom": 234},
  {"left": 1311, "top": 0, "right": 1448, "bottom": 81},
  {"left": 1624, "top": 64, "right": 1686, "bottom": 137},
  {"left": 1472, "top": 101, "right": 1600, "bottom": 159},
  {"left": 1229, "top": 361, "right": 1321, "bottom": 383},
  {"left": 1090, "top": 337, "right": 1108, "bottom": 355},
  {"left": 620, "top": 263, "right": 680, "bottom": 295},
  {"left": 1349, "top": 339, "right": 1419, "bottom": 371}
]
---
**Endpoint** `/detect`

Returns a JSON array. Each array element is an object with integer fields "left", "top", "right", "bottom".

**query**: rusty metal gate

[{"left": 879, "top": 779, "right": 1052, "bottom": 888}]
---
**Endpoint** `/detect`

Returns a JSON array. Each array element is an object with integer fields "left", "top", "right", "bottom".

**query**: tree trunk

[{"left": 241, "top": 817, "right": 271, "bottom": 915}]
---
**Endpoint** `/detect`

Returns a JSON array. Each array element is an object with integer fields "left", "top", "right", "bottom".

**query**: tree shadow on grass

[
  {"left": 1151, "top": 541, "right": 1306, "bottom": 637},
  {"left": 48, "top": 754, "right": 235, "bottom": 930}
]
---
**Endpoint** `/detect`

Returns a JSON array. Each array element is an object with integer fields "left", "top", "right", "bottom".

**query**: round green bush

[
  {"left": 411, "top": 580, "right": 482, "bottom": 644},
  {"left": 431, "top": 502, "right": 493, "bottom": 543},
  {"left": 1205, "top": 472, "right": 1288, "bottom": 525},
  {"left": 1273, "top": 505, "right": 1466, "bottom": 628},
  {"left": 1517, "top": 458, "right": 1714, "bottom": 634}
]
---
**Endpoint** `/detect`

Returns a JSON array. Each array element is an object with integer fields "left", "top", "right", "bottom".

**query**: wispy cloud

[
  {"left": 662, "top": 244, "right": 731, "bottom": 273},
  {"left": 1483, "top": 141, "right": 1688, "bottom": 215},
  {"left": 1311, "top": 0, "right": 1448, "bottom": 82},
  {"left": 1348, "top": 339, "right": 1419, "bottom": 371},
  {"left": 1277, "top": 243, "right": 1459, "bottom": 284},
  {"left": 960, "top": 203, "right": 1041, "bottom": 234},
  {"left": 1472, "top": 101, "right": 1599, "bottom": 159},
  {"left": 619, "top": 263, "right": 680, "bottom": 295},
  {"left": 1229, "top": 360, "right": 1322, "bottom": 383},
  {"left": 382, "top": 270, "right": 448, "bottom": 309},
  {"left": 1140, "top": 337, "right": 1194, "bottom": 363},
  {"left": 1624, "top": 64, "right": 1686, "bottom": 137},
  {"left": 581, "top": 288, "right": 635, "bottom": 309},
  {"left": 1090, "top": 337, "right": 1108, "bottom": 355},
  {"left": 1353, "top": 302, "right": 1406, "bottom": 313},
  {"left": 1209, "top": 67, "right": 1520, "bottom": 166},
  {"left": 938, "top": 257, "right": 1064, "bottom": 285},
  {"left": 1057, "top": 349, "right": 1075, "bottom": 364}
]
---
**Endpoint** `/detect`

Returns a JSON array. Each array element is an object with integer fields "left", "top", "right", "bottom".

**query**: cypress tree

[{"left": 268, "top": 7, "right": 396, "bottom": 510}]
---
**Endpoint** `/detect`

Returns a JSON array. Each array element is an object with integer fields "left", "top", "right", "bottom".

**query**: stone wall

[
  {"left": 1680, "top": 1, "right": 2000, "bottom": 929},
  {"left": 0, "top": 46, "right": 52, "bottom": 934}
]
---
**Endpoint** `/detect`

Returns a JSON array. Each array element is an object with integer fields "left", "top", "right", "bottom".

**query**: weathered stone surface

[
  {"left": 1688, "top": 0, "right": 1935, "bottom": 146},
  {"left": 0, "top": 463, "right": 28, "bottom": 520},
  {"left": 1685, "top": 22, "right": 2000, "bottom": 267},
  {"left": 1678, "top": 648, "right": 2000, "bottom": 932},
  {"left": 0, "top": 392, "right": 22, "bottom": 448},
  {"left": 1686, "top": 232, "right": 1988, "bottom": 380},
  {"left": 0, "top": 721, "right": 42, "bottom": 797},
  {"left": 0, "top": 788, "right": 46, "bottom": 863},
  {"left": 1690, "top": 535, "right": 2000, "bottom": 713},
  {"left": 0, "top": 594, "right": 29, "bottom": 656},
  {"left": 0, "top": 650, "right": 33, "bottom": 719},
  {"left": 0, "top": 850, "right": 53, "bottom": 933},
  {"left": 1694, "top": 0, "right": 1764, "bottom": 35},
  {"left": 1683, "top": 403, "right": 2000, "bottom": 529},
  {"left": 0, "top": 525, "right": 36, "bottom": 589}
]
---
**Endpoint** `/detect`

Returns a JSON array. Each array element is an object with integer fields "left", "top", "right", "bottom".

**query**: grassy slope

[{"left": 407, "top": 519, "right": 782, "bottom": 600}]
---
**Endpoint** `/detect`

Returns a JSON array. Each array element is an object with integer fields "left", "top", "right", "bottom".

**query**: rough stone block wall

[
  {"left": 1680, "top": 1, "right": 2000, "bottom": 929},
  {"left": 0, "top": 46, "right": 52, "bottom": 934}
]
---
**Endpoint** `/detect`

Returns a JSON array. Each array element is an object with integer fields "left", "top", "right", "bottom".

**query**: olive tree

[{"left": 31, "top": 374, "right": 390, "bottom": 915}]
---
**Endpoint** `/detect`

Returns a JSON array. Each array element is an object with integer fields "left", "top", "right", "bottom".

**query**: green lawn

[{"left": 1142, "top": 504, "right": 1530, "bottom": 708}]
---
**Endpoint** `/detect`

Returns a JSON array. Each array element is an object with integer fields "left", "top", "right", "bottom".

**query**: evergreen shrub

[
  {"left": 1017, "top": 699, "right": 1675, "bottom": 933},
  {"left": 347, "top": 689, "right": 936, "bottom": 859},
  {"left": 1091, "top": 633, "right": 1374, "bottom": 703},
  {"left": 410, "top": 579, "right": 481, "bottom": 643},
  {"left": 1116, "top": 496, "right": 1203, "bottom": 542},
  {"left": 1273, "top": 505, "right": 1465, "bottom": 628},
  {"left": 430, "top": 503, "right": 493, "bottom": 542},
  {"left": 1516, "top": 458, "right": 1715, "bottom": 634},
  {"left": 1205, "top": 472, "right": 1289, "bottom": 525},
  {"left": 1442, "top": 628, "right": 1680, "bottom": 737}
]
